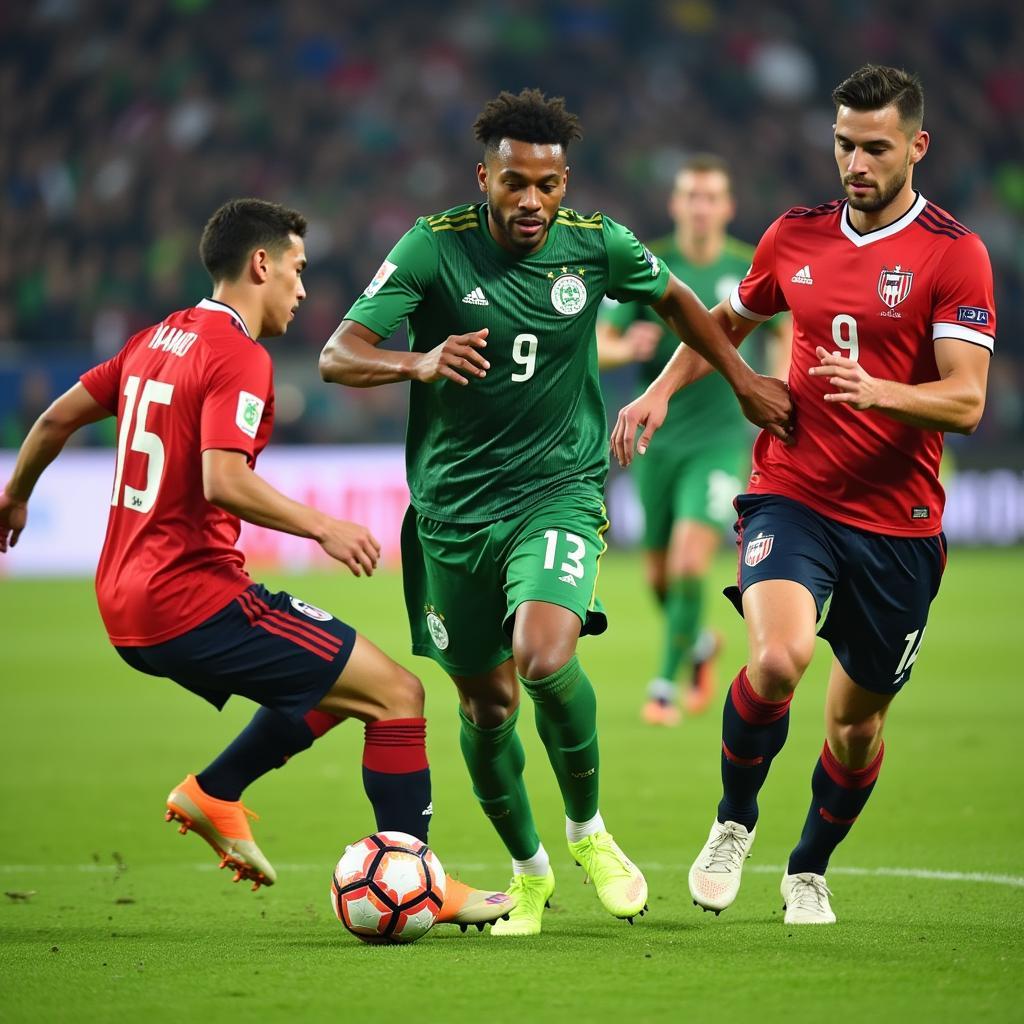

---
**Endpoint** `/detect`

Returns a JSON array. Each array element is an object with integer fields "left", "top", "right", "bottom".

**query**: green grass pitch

[{"left": 2, "top": 549, "right": 1022, "bottom": 1023}]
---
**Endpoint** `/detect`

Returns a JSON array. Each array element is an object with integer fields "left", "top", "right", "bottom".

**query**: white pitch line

[{"left": 1, "top": 862, "right": 1023, "bottom": 888}]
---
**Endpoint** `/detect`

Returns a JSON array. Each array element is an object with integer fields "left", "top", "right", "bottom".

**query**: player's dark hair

[
  {"left": 832, "top": 65, "right": 924, "bottom": 133},
  {"left": 199, "top": 198, "right": 307, "bottom": 283},
  {"left": 679, "top": 153, "right": 732, "bottom": 187},
  {"left": 473, "top": 88, "right": 582, "bottom": 153}
]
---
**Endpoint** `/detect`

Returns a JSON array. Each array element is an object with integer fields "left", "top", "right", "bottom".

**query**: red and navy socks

[
  {"left": 717, "top": 666, "right": 793, "bottom": 831},
  {"left": 788, "top": 740, "right": 884, "bottom": 875},
  {"left": 362, "top": 718, "right": 432, "bottom": 843},
  {"left": 197, "top": 706, "right": 335, "bottom": 800}
]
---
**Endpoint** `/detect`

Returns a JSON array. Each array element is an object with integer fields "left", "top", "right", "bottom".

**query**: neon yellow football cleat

[
  {"left": 568, "top": 831, "right": 648, "bottom": 922},
  {"left": 489, "top": 869, "right": 555, "bottom": 937}
]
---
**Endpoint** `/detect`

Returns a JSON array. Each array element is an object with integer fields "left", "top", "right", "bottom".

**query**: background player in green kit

[
  {"left": 598, "top": 155, "right": 792, "bottom": 726},
  {"left": 319, "top": 90, "right": 792, "bottom": 936}
]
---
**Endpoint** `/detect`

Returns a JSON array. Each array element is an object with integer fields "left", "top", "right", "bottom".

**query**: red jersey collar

[
  {"left": 840, "top": 191, "right": 927, "bottom": 248},
  {"left": 196, "top": 297, "right": 253, "bottom": 338}
]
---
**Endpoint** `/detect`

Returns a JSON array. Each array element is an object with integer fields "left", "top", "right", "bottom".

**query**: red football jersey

[
  {"left": 731, "top": 192, "right": 995, "bottom": 536},
  {"left": 80, "top": 298, "right": 274, "bottom": 644}
]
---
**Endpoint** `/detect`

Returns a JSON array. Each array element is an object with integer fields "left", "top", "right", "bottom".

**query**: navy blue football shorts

[
  {"left": 724, "top": 493, "right": 947, "bottom": 695},
  {"left": 115, "top": 583, "right": 357, "bottom": 722}
]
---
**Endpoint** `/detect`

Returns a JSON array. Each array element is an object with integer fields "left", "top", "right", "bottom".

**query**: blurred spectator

[{"left": 1, "top": 0, "right": 1021, "bottom": 450}]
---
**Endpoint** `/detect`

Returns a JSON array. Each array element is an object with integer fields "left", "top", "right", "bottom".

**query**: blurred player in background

[
  {"left": 0, "top": 199, "right": 512, "bottom": 929},
  {"left": 597, "top": 155, "right": 791, "bottom": 726},
  {"left": 320, "top": 89, "right": 792, "bottom": 935},
  {"left": 612, "top": 65, "right": 994, "bottom": 923}
]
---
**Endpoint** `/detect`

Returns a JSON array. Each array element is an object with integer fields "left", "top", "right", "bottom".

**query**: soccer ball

[{"left": 331, "top": 831, "right": 446, "bottom": 944}]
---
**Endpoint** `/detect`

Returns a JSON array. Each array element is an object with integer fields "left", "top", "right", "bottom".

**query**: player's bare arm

[
  {"left": 809, "top": 338, "right": 989, "bottom": 434},
  {"left": 201, "top": 449, "right": 380, "bottom": 576},
  {"left": 0, "top": 383, "right": 111, "bottom": 552},
  {"left": 319, "top": 319, "right": 490, "bottom": 387},
  {"left": 595, "top": 320, "right": 662, "bottom": 370},
  {"left": 611, "top": 292, "right": 791, "bottom": 467}
]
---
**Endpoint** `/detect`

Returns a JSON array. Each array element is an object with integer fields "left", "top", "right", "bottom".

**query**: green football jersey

[
  {"left": 600, "top": 234, "right": 770, "bottom": 457},
  {"left": 346, "top": 203, "right": 670, "bottom": 523}
]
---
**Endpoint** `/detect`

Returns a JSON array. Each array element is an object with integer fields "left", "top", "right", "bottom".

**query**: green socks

[
  {"left": 658, "top": 575, "right": 704, "bottom": 682},
  {"left": 519, "top": 656, "right": 600, "bottom": 823},
  {"left": 458, "top": 705, "right": 540, "bottom": 861}
]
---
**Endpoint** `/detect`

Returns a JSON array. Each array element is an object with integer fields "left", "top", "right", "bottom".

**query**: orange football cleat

[
  {"left": 685, "top": 630, "right": 723, "bottom": 716},
  {"left": 435, "top": 875, "right": 516, "bottom": 932},
  {"left": 165, "top": 774, "right": 276, "bottom": 890},
  {"left": 642, "top": 699, "right": 681, "bottom": 727}
]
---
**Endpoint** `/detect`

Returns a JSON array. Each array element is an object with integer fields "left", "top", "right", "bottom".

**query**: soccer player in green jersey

[
  {"left": 319, "top": 90, "right": 792, "bottom": 936},
  {"left": 597, "top": 155, "right": 792, "bottom": 726}
]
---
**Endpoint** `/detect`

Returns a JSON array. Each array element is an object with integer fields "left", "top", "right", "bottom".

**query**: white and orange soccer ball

[{"left": 331, "top": 831, "right": 446, "bottom": 944}]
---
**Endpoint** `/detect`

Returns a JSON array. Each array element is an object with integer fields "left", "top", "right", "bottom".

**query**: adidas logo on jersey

[
  {"left": 791, "top": 265, "right": 813, "bottom": 285},
  {"left": 461, "top": 287, "right": 489, "bottom": 305},
  {"left": 558, "top": 574, "right": 578, "bottom": 587}
]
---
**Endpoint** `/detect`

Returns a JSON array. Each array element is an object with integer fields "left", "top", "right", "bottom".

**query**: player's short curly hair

[
  {"left": 200, "top": 198, "right": 307, "bottom": 283},
  {"left": 832, "top": 65, "right": 924, "bottom": 133},
  {"left": 473, "top": 88, "right": 583, "bottom": 153}
]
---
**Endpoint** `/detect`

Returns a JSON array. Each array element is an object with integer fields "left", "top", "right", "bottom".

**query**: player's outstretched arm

[
  {"left": 809, "top": 339, "right": 990, "bottom": 434},
  {"left": 652, "top": 277, "right": 792, "bottom": 436},
  {"left": 319, "top": 319, "right": 490, "bottom": 388},
  {"left": 611, "top": 283, "right": 792, "bottom": 466},
  {"left": 0, "top": 383, "right": 111, "bottom": 553},
  {"left": 202, "top": 449, "right": 381, "bottom": 576}
]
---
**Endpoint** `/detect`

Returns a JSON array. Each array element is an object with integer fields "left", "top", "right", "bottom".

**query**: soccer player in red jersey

[
  {"left": 612, "top": 65, "right": 994, "bottom": 923},
  {"left": 0, "top": 199, "right": 513, "bottom": 928}
]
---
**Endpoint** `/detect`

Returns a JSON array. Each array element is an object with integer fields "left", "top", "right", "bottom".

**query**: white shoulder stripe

[
  {"left": 932, "top": 322, "right": 994, "bottom": 351},
  {"left": 729, "top": 285, "right": 772, "bottom": 323}
]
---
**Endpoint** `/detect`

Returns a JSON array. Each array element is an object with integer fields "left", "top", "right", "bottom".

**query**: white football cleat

[
  {"left": 688, "top": 819, "right": 755, "bottom": 914},
  {"left": 781, "top": 872, "right": 836, "bottom": 924}
]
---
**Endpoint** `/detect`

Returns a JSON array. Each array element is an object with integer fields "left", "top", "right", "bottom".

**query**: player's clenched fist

[
  {"left": 735, "top": 374, "right": 794, "bottom": 444},
  {"left": 413, "top": 329, "right": 490, "bottom": 385},
  {"left": 318, "top": 519, "right": 382, "bottom": 577}
]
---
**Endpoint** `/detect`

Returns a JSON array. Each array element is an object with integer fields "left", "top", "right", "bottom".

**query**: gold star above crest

[
  {"left": 547, "top": 271, "right": 555, "bottom": 279},
  {"left": 561, "top": 266, "right": 568, "bottom": 274},
  {"left": 577, "top": 267, "right": 585, "bottom": 276}
]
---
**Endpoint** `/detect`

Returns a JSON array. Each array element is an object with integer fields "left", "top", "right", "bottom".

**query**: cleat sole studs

[
  {"left": 459, "top": 924, "right": 467, "bottom": 933},
  {"left": 501, "top": 913, "right": 510, "bottom": 921},
  {"left": 544, "top": 900, "right": 551, "bottom": 909},
  {"left": 475, "top": 922, "right": 484, "bottom": 932}
]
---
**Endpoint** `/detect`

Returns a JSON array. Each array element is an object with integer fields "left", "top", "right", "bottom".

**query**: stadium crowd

[{"left": 2, "top": 0, "right": 1021, "bottom": 447}]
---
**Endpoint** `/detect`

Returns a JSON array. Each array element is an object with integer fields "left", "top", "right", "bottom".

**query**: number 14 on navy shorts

[{"left": 725, "top": 494, "right": 947, "bottom": 694}]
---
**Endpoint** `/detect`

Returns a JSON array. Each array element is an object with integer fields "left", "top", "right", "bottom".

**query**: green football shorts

[
  {"left": 401, "top": 490, "right": 609, "bottom": 676},
  {"left": 633, "top": 443, "right": 749, "bottom": 548}
]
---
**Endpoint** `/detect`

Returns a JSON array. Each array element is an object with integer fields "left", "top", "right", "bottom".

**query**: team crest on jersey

[
  {"left": 641, "top": 245, "right": 660, "bottom": 278},
  {"left": 744, "top": 533, "right": 774, "bottom": 567},
  {"left": 425, "top": 605, "right": 449, "bottom": 650},
  {"left": 877, "top": 265, "right": 914, "bottom": 308},
  {"left": 550, "top": 273, "right": 587, "bottom": 316},
  {"left": 236, "top": 391, "right": 264, "bottom": 439},
  {"left": 290, "top": 597, "right": 333, "bottom": 621},
  {"left": 364, "top": 259, "right": 397, "bottom": 298}
]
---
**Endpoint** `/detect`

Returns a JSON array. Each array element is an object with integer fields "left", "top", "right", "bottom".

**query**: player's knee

[
  {"left": 372, "top": 667, "right": 424, "bottom": 721},
  {"left": 514, "top": 645, "right": 572, "bottom": 683},
  {"left": 830, "top": 714, "right": 884, "bottom": 762},
  {"left": 459, "top": 691, "right": 518, "bottom": 730},
  {"left": 749, "top": 642, "right": 811, "bottom": 698}
]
